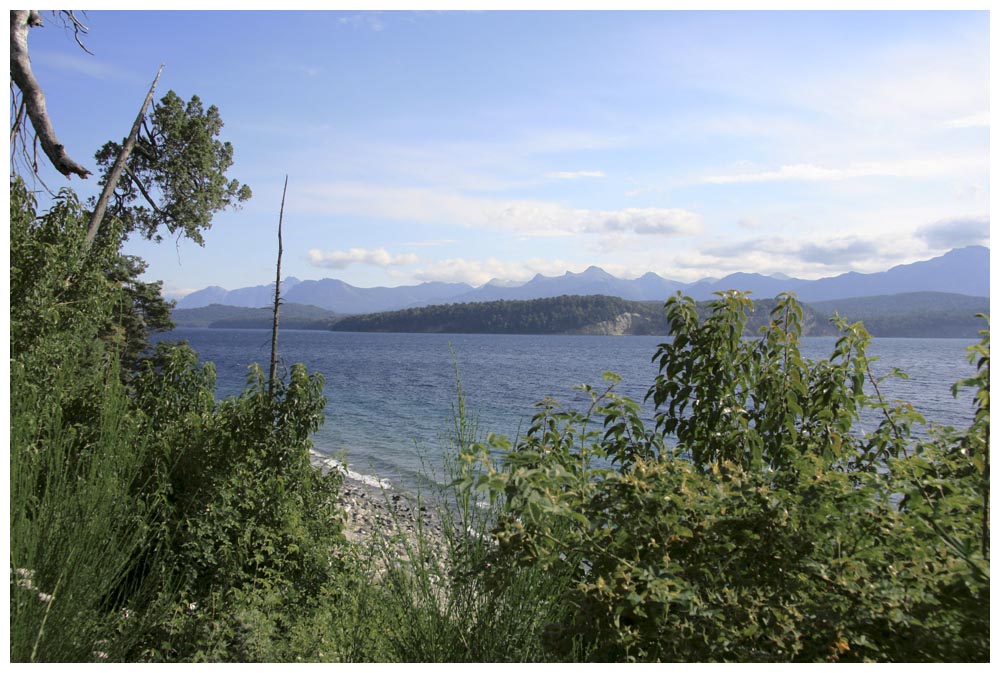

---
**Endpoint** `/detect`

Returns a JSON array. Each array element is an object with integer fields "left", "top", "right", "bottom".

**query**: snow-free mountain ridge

[{"left": 175, "top": 245, "right": 989, "bottom": 314}]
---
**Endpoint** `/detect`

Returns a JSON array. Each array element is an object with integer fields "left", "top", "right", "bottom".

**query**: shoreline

[{"left": 312, "top": 453, "right": 448, "bottom": 563}]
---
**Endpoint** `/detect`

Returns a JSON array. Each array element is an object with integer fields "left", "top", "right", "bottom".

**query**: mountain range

[{"left": 175, "top": 245, "right": 990, "bottom": 314}]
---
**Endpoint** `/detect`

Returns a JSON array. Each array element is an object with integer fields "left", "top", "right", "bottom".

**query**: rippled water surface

[{"left": 160, "top": 329, "right": 980, "bottom": 490}]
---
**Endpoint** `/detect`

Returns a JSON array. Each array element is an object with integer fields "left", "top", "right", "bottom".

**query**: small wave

[{"left": 309, "top": 448, "right": 393, "bottom": 490}]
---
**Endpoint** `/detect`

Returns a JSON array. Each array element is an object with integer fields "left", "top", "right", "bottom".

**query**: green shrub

[
  {"left": 121, "top": 344, "right": 349, "bottom": 661},
  {"left": 10, "top": 179, "right": 161, "bottom": 661},
  {"left": 10, "top": 179, "right": 350, "bottom": 662},
  {"left": 461, "top": 292, "right": 989, "bottom": 662}
]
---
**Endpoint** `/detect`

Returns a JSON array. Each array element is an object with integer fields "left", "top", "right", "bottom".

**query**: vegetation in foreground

[
  {"left": 11, "top": 173, "right": 989, "bottom": 660},
  {"left": 9, "top": 14, "right": 988, "bottom": 656}
]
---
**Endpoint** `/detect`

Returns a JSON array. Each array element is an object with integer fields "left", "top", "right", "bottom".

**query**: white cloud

[
  {"left": 546, "top": 170, "right": 606, "bottom": 179},
  {"left": 943, "top": 111, "right": 989, "bottom": 129},
  {"left": 591, "top": 208, "right": 701, "bottom": 236},
  {"left": 296, "top": 183, "right": 703, "bottom": 239},
  {"left": 487, "top": 203, "right": 703, "bottom": 238},
  {"left": 337, "top": 13, "right": 384, "bottom": 32},
  {"left": 685, "top": 228, "right": 942, "bottom": 280},
  {"left": 307, "top": 247, "right": 419, "bottom": 270},
  {"left": 702, "top": 157, "right": 980, "bottom": 185},
  {"left": 33, "top": 49, "right": 136, "bottom": 81},
  {"left": 916, "top": 216, "right": 990, "bottom": 249},
  {"left": 400, "top": 239, "right": 457, "bottom": 247}
]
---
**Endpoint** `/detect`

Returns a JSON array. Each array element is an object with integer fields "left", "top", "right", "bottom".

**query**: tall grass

[
  {"left": 10, "top": 357, "right": 160, "bottom": 662},
  {"left": 318, "top": 367, "right": 577, "bottom": 662}
]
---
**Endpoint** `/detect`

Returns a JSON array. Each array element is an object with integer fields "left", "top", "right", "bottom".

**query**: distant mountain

[
  {"left": 452, "top": 266, "right": 660, "bottom": 303},
  {"left": 794, "top": 246, "right": 990, "bottom": 302},
  {"left": 176, "top": 285, "right": 230, "bottom": 308},
  {"left": 176, "top": 277, "right": 474, "bottom": 312},
  {"left": 176, "top": 277, "right": 302, "bottom": 309},
  {"left": 692, "top": 272, "right": 807, "bottom": 300},
  {"left": 285, "top": 279, "right": 474, "bottom": 314},
  {"left": 678, "top": 247, "right": 990, "bottom": 301},
  {"left": 173, "top": 246, "right": 989, "bottom": 313}
]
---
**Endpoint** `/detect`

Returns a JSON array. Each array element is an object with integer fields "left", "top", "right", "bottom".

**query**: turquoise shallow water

[{"left": 158, "top": 329, "right": 980, "bottom": 491}]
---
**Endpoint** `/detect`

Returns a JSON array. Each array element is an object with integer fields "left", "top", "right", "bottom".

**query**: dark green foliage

[
  {"left": 459, "top": 291, "right": 989, "bottom": 661},
  {"left": 125, "top": 345, "right": 347, "bottom": 661},
  {"left": 10, "top": 176, "right": 173, "bottom": 377},
  {"left": 329, "top": 294, "right": 656, "bottom": 334},
  {"left": 10, "top": 178, "right": 348, "bottom": 662},
  {"left": 10, "top": 180, "right": 120, "bottom": 364},
  {"left": 94, "top": 90, "right": 252, "bottom": 245},
  {"left": 106, "top": 253, "right": 176, "bottom": 369},
  {"left": 87, "top": 89, "right": 252, "bottom": 363},
  {"left": 10, "top": 178, "right": 163, "bottom": 661},
  {"left": 10, "top": 355, "right": 158, "bottom": 662},
  {"left": 648, "top": 292, "right": 870, "bottom": 470}
]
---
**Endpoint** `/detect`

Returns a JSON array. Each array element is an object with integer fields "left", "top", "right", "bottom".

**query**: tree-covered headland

[{"left": 10, "top": 10, "right": 989, "bottom": 662}]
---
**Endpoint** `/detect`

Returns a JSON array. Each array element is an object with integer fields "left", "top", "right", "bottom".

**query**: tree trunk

[
  {"left": 269, "top": 176, "right": 288, "bottom": 399},
  {"left": 84, "top": 65, "right": 164, "bottom": 254},
  {"left": 9, "top": 10, "right": 90, "bottom": 179}
]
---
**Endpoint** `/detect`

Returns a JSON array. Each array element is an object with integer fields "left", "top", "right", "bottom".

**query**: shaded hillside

[
  {"left": 326, "top": 294, "right": 833, "bottom": 336},
  {"left": 171, "top": 293, "right": 987, "bottom": 338},
  {"left": 810, "top": 292, "right": 989, "bottom": 338},
  {"left": 172, "top": 303, "right": 339, "bottom": 329},
  {"left": 328, "top": 295, "right": 662, "bottom": 335}
]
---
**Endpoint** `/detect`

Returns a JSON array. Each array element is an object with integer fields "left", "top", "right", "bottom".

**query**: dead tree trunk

[
  {"left": 9, "top": 10, "right": 90, "bottom": 179},
  {"left": 268, "top": 175, "right": 288, "bottom": 399},
  {"left": 83, "top": 65, "right": 164, "bottom": 254}
]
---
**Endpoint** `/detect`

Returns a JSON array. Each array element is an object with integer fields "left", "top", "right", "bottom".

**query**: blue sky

[{"left": 17, "top": 9, "right": 990, "bottom": 298}]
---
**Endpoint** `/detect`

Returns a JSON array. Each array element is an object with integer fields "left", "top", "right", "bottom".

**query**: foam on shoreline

[{"left": 309, "top": 448, "right": 393, "bottom": 490}]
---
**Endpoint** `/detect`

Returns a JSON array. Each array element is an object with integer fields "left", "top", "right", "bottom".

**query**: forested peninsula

[{"left": 173, "top": 291, "right": 989, "bottom": 338}]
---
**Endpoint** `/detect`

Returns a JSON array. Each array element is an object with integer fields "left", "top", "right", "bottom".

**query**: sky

[{"left": 13, "top": 7, "right": 991, "bottom": 299}]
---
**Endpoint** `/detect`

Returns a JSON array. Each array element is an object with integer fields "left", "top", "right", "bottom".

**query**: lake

[{"left": 158, "top": 329, "right": 981, "bottom": 491}]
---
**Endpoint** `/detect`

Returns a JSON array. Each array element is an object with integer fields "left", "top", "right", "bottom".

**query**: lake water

[{"left": 158, "top": 329, "right": 981, "bottom": 491}]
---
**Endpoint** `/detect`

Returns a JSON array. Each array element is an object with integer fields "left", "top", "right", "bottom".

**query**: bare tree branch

[
  {"left": 124, "top": 166, "right": 165, "bottom": 215},
  {"left": 9, "top": 10, "right": 90, "bottom": 179},
  {"left": 10, "top": 96, "right": 25, "bottom": 146},
  {"left": 56, "top": 10, "right": 93, "bottom": 55}
]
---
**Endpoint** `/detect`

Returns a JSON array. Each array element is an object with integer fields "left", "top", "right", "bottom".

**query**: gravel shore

[{"left": 334, "top": 473, "right": 450, "bottom": 565}]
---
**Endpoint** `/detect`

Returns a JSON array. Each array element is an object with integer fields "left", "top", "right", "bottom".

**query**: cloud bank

[
  {"left": 546, "top": 170, "right": 606, "bottom": 179},
  {"left": 916, "top": 216, "right": 990, "bottom": 249},
  {"left": 297, "top": 183, "right": 702, "bottom": 239},
  {"left": 308, "top": 247, "right": 419, "bottom": 270},
  {"left": 702, "top": 157, "right": 980, "bottom": 184}
]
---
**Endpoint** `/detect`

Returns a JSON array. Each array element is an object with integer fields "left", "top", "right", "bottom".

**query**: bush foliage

[
  {"left": 458, "top": 292, "right": 989, "bottom": 662},
  {"left": 10, "top": 178, "right": 348, "bottom": 662}
]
